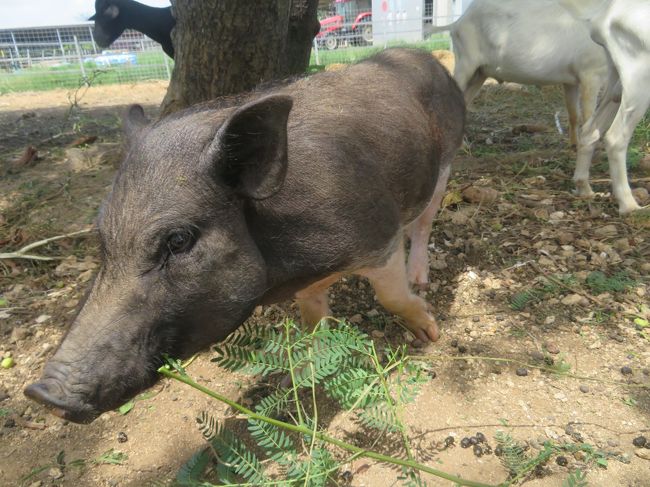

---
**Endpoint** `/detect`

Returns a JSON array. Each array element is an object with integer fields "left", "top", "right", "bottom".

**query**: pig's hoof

[{"left": 406, "top": 318, "right": 440, "bottom": 343}]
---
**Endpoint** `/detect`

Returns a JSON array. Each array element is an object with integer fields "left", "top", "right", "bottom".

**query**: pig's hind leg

[
  {"left": 406, "top": 163, "right": 451, "bottom": 287},
  {"left": 358, "top": 239, "right": 440, "bottom": 342}
]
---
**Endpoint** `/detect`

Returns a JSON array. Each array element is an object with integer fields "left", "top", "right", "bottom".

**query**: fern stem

[
  {"left": 303, "top": 349, "right": 319, "bottom": 487},
  {"left": 284, "top": 320, "right": 305, "bottom": 427},
  {"left": 370, "top": 343, "right": 415, "bottom": 463},
  {"left": 159, "top": 366, "right": 501, "bottom": 487}
]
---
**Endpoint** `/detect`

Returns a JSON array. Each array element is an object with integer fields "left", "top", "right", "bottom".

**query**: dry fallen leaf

[
  {"left": 68, "top": 135, "right": 98, "bottom": 147},
  {"left": 13, "top": 146, "right": 38, "bottom": 167},
  {"left": 462, "top": 186, "right": 499, "bottom": 204}
]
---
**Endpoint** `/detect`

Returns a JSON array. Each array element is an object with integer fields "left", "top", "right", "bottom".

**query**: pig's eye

[{"left": 166, "top": 229, "right": 196, "bottom": 255}]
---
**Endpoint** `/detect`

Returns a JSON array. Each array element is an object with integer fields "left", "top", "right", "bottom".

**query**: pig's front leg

[
  {"left": 295, "top": 273, "right": 342, "bottom": 328},
  {"left": 358, "top": 238, "right": 440, "bottom": 342}
]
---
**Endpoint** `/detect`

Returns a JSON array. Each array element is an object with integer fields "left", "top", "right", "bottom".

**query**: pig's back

[{"left": 278, "top": 48, "right": 464, "bottom": 224}]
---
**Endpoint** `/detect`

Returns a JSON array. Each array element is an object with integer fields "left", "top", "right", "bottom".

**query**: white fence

[
  {"left": 0, "top": 23, "right": 171, "bottom": 92},
  {"left": 0, "top": 10, "right": 453, "bottom": 94}
]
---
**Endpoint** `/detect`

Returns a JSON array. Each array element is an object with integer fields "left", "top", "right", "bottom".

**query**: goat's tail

[{"left": 423, "top": 20, "right": 457, "bottom": 39}]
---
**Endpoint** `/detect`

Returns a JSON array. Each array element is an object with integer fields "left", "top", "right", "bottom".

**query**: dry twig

[{"left": 0, "top": 228, "right": 92, "bottom": 261}]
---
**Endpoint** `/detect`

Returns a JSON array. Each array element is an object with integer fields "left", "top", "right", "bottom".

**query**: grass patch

[{"left": 0, "top": 51, "right": 171, "bottom": 93}]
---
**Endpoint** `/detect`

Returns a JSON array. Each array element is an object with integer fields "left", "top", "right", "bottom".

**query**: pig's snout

[{"left": 25, "top": 375, "right": 100, "bottom": 424}]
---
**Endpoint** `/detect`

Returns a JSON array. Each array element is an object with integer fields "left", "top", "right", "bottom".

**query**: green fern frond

[
  {"left": 323, "top": 367, "right": 381, "bottom": 409},
  {"left": 495, "top": 431, "right": 528, "bottom": 476},
  {"left": 586, "top": 270, "right": 635, "bottom": 294},
  {"left": 196, "top": 412, "right": 268, "bottom": 485},
  {"left": 399, "top": 465, "right": 428, "bottom": 487},
  {"left": 254, "top": 389, "right": 290, "bottom": 417},
  {"left": 212, "top": 342, "right": 289, "bottom": 375},
  {"left": 510, "top": 290, "right": 540, "bottom": 311},
  {"left": 358, "top": 402, "right": 401, "bottom": 432},
  {"left": 247, "top": 419, "right": 296, "bottom": 464},
  {"left": 175, "top": 448, "right": 211, "bottom": 486},
  {"left": 562, "top": 469, "right": 588, "bottom": 487}
]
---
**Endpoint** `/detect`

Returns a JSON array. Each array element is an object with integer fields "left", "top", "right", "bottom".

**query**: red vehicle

[{"left": 316, "top": 0, "right": 373, "bottom": 50}]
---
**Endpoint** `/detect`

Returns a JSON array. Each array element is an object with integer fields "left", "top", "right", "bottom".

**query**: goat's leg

[
  {"left": 462, "top": 70, "right": 487, "bottom": 107},
  {"left": 563, "top": 84, "right": 579, "bottom": 146},
  {"left": 574, "top": 75, "right": 621, "bottom": 199},
  {"left": 406, "top": 163, "right": 451, "bottom": 287},
  {"left": 602, "top": 83, "right": 649, "bottom": 213},
  {"left": 358, "top": 239, "right": 439, "bottom": 343}
]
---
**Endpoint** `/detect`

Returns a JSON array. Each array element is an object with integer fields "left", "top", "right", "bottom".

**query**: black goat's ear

[
  {"left": 103, "top": 4, "right": 119, "bottom": 19},
  {"left": 207, "top": 95, "right": 293, "bottom": 200},
  {"left": 123, "top": 104, "right": 149, "bottom": 144}
]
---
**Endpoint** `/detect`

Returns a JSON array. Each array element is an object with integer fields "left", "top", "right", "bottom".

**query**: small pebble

[
  {"left": 339, "top": 470, "right": 353, "bottom": 482},
  {"left": 556, "top": 456, "right": 568, "bottom": 467},
  {"left": 444, "top": 436, "right": 455, "bottom": 447},
  {"left": 636, "top": 449, "right": 650, "bottom": 461},
  {"left": 457, "top": 345, "right": 468, "bottom": 354},
  {"left": 472, "top": 316, "right": 480, "bottom": 322},
  {"left": 530, "top": 351, "right": 545, "bottom": 362},
  {"left": 473, "top": 445, "right": 483, "bottom": 457},
  {"left": 460, "top": 437, "right": 471, "bottom": 448},
  {"left": 450, "top": 339, "right": 458, "bottom": 348},
  {"left": 494, "top": 445, "right": 504, "bottom": 457},
  {"left": 545, "top": 342, "right": 560, "bottom": 354},
  {"left": 515, "top": 367, "right": 529, "bottom": 377},
  {"left": 632, "top": 436, "right": 647, "bottom": 448},
  {"left": 574, "top": 451, "right": 587, "bottom": 461},
  {"left": 620, "top": 366, "right": 633, "bottom": 376},
  {"left": 117, "top": 431, "right": 128, "bottom": 443},
  {"left": 47, "top": 467, "right": 63, "bottom": 480},
  {"left": 475, "top": 432, "right": 486, "bottom": 443},
  {"left": 469, "top": 436, "right": 479, "bottom": 445},
  {"left": 579, "top": 385, "right": 590, "bottom": 393}
]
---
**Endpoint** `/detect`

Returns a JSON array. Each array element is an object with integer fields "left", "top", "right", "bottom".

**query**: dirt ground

[{"left": 0, "top": 71, "right": 649, "bottom": 487}]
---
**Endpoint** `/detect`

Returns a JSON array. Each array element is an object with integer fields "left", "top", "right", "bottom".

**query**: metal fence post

[
  {"left": 88, "top": 26, "right": 98, "bottom": 54},
  {"left": 74, "top": 35, "right": 87, "bottom": 81},
  {"left": 312, "top": 38, "right": 320, "bottom": 66},
  {"left": 56, "top": 28, "right": 65, "bottom": 58},
  {"left": 10, "top": 31, "right": 20, "bottom": 58},
  {"left": 163, "top": 52, "right": 172, "bottom": 80}
]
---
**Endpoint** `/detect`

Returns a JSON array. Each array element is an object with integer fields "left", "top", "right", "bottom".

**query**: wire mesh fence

[
  {"left": 0, "top": 6, "right": 456, "bottom": 94},
  {"left": 0, "top": 23, "right": 172, "bottom": 93},
  {"left": 311, "top": 1, "right": 453, "bottom": 66}
]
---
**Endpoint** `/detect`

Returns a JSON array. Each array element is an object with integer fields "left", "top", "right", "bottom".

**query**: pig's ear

[
  {"left": 123, "top": 104, "right": 149, "bottom": 143},
  {"left": 214, "top": 95, "right": 293, "bottom": 200}
]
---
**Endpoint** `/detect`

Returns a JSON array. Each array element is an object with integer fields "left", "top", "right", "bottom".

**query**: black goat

[{"left": 90, "top": 0, "right": 175, "bottom": 58}]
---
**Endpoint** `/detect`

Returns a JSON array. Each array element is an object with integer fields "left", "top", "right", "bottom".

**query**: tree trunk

[{"left": 161, "top": 0, "right": 320, "bottom": 115}]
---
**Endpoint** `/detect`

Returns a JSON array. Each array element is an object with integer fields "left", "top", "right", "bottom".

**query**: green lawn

[
  {"left": 0, "top": 51, "right": 172, "bottom": 93},
  {"left": 0, "top": 37, "right": 451, "bottom": 94}
]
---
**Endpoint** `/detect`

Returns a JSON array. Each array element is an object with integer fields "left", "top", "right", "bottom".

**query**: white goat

[
  {"left": 573, "top": 0, "right": 649, "bottom": 213},
  {"left": 430, "top": 0, "right": 608, "bottom": 146}
]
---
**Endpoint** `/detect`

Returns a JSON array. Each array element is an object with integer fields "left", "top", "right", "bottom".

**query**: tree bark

[{"left": 161, "top": 0, "right": 319, "bottom": 115}]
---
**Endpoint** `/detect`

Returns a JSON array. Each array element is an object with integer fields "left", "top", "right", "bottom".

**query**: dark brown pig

[{"left": 25, "top": 48, "right": 465, "bottom": 423}]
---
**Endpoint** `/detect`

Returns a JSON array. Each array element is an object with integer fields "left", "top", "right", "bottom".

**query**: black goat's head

[{"left": 89, "top": 0, "right": 124, "bottom": 48}]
